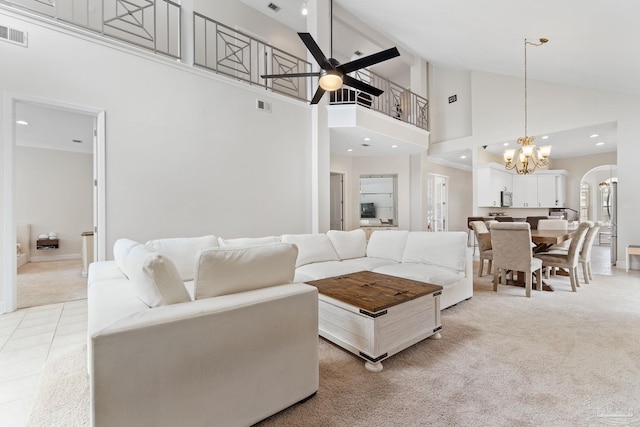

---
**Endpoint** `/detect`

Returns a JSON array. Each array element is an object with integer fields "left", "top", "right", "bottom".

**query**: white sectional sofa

[
  {"left": 282, "top": 229, "right": 472, "bottom": 310},
  {"left": 87, "top": 229, "right": 470, "bottom": 425},
  {"left": 88, "top": 239, "right": 318, "bottom": 427}
]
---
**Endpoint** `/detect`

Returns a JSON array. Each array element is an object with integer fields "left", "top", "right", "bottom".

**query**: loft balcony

[{"left": 2, "top": 0, "right": 429, "bottom": 137}]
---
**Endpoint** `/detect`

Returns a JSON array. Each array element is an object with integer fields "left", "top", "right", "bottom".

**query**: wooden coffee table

[{"left": 307, "top": 271, "right": 443, "bottom": 372}]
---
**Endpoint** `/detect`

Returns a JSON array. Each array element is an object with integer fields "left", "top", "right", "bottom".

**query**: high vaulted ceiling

[{"left": 241, "top": 0, "right": 630, "bottom": 163}]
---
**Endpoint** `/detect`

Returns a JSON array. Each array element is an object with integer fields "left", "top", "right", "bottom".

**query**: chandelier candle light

[{"left": 504, "top": 37, "right": 551, "bottom": 174}]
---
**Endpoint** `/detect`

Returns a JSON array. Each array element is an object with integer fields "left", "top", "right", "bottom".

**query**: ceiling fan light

[{"left": 319, "top": 71, "right": 343, "bottom": 91}]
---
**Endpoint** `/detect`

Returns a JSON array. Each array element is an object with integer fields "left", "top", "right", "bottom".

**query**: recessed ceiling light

[
  {"left": 596, "top": 142, "right": 605, "bottom": 146},
  {"left": 391, "top": 145, "right": 398, "bottom": 148},
  {"left": 503, "top": 142, "right": 509, "bottom": 146},
  {"left": 590, "top": 134, "right": 599, "bottom": 138},
  {"left": 541, "top": 135, "right": 549, "bottom": 140},
  {"left": 300, "top": 2, "right": 308, "bottom": 15},
  {"left": 460, "top": 155, "right": 467, "bottom": 159},
  {"left": 347, "top": 148, "right": 353, "bottom": 152},
  {"left": 16, "top": 120, "right": 28, "bottom": 125},
  {"left": 363, "top": 137, "right": 371, "bottom": 141}
]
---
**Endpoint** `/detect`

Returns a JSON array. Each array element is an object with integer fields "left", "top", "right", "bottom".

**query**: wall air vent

[
  {"left": 267, "top": 2, "right": 281, "bottom": 12},
  {"left": 0, "top": 25, "right": 28, "bottom": 47},
  {"left": 256, "top": 99, "right": 272, "bottom": 113}
]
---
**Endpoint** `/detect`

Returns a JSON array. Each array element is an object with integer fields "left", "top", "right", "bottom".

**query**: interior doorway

[
  {"left": 330, "top": 172, "right": 344, "bottom": 230},
  {"left": 426, "top": 173, "right": 448, "bottom": 232},
  {"left": 3, "top": 95, "right": 106, "bottom": 313}
]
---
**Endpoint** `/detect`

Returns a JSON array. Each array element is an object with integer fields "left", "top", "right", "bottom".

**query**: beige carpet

[
  {"left": 29, "top": 266, "right": 640, "bottom": 426},
  {"left": 17, "top": 259, "right": 88, "bottom": 309}
]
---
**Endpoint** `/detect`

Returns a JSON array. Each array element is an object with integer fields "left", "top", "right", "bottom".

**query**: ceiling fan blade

[
  {"left": 298, "top": 32, "right": 334, "bottom": 70},
  {"left": 337, "top": 47, "right": 400, "bottom": 74},
  {"left": 342, "top": 75, "right": 384, "bottom": 97},
  {"left": 310, "top": 86, "right": 326, "bottom": 105},
  {"left": 261, "top": 72, "right": 321, "bottom": 79}
]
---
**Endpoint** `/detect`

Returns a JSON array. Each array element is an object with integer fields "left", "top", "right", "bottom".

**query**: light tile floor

[{"left": 0, "top": 299, "right": 87, "bottom": 427}]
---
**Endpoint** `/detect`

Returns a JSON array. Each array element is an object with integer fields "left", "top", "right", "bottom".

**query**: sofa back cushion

[
  {"left": 145, "top": 235, "right": 218, "bottom": 281},
  {"left": 124, "top": 244, "right": 191, "bottom": 307},
  {"left": 218, "top": 236, "right": 280, "bottom": 247},
  {"left": 402, "top": 231, "right": 467, "bottom": 272},
  {"left": 194, "top": 243, "right": 298, "bottom": 299},
  {"left": 113, "top": 238, "right": 140, "bottom": 273},
  {"left": 327, "top": 229, "right": 367, "bottom": 260},
  {"left": 366, "top": 230, "right": 410, "bottom": 262},
  {"left": 281, "top": 234, "right": 338, "bottom": 267}
]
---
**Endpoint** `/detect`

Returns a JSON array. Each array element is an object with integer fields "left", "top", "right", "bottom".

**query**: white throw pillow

[
  {"left": 113, "top": 238, "right": 140, "bottom": 273},
  {"left": 127, "top": 246, "right": 191, "bottom": 307},
  {"left": 366, "top": 230, "right": 410, "bottom": 262},
  {"left": 327, "top": 229, "right": 367, "bottom": 260},
  {"left": 145, "top": 235, "right": 218, "bottom": 281},
  {"left": 218, "top": 236, "right": 280, "bottom": 247},
  {"left": 402, "top": 232, "right": 467, "bottom": 272},
  {"left": 281, "top": 234, "right": 339, "bottom": 267},
  {"left": 194, "top": 243, "right": 298, "bottom": 299}
]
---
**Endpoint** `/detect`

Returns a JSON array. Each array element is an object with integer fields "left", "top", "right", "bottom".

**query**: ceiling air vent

[
  {"left": 0, "top": 25, "right": 28, "bottom": 47},
  {"left": 267, "top": 2, "right": 281, "bottom": 12}
]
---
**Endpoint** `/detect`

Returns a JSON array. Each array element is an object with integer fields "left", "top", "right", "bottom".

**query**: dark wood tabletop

[
  {"left": 307, "top": 271, "right": 442, "bottom": 313},
  {"left": 530, "top": 229, "right": 576, "bottom": 245}
]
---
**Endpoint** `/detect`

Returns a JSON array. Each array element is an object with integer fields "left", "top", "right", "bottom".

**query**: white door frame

[{"left": 2, "top": 93, "right": 106, "bottom": 313}]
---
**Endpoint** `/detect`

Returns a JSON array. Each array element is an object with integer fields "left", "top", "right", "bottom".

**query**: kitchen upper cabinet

[
  {"left": 512, "top": 175, "right": 538, "bottom": 207},
  {"left": 476, "top": 164, "right": 512, "bottom": 207},
  {"left": 512, "top": 172, "right": 568, "bottom": 208}
]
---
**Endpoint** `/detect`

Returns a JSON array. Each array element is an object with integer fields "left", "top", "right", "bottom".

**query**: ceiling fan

[{"left": 260, "top": 0, "right": 400, "bottom": 105}]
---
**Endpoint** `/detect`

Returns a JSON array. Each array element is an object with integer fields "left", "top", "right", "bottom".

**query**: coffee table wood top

[{"left": 307, "top": 271, "right": 442, "bottom": 313}]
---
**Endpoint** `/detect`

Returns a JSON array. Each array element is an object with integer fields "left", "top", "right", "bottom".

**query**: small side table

[
  {"left": 36, "top": 239, "right": 59, "bottom": 250},
  {"left": 626, "top": 245, "right": 640, "bottom": 272}
]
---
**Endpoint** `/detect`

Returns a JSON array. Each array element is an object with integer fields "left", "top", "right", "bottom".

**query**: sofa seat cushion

[
  {"left": 366, "top": 230, "right": 410, "bottom": 262},
  {"left": 402, "top": 231, "right": 467, "bottom": 273},
  {"left": 281, "top": 234, "right": 338, "bottom": 267},
  {"left": 294, "top": 261, "right": 365, "bottom": 282},
  {"left": 326, "top": 229, "right": 367, "bottom": 260},
  {"left": 373, "top": 263, "right": 465, "bottom": 287},
  {"left": 145, "top": 235, "right": 218, "bottom": 281},
  {"left": 218, "top": 236, "right": 280, "bottom": 247},
  {"left": 340, "top": 257, "right": 398, "bottom": 271},
  {"left": 194, "top": 243, "right": 297, "bottom": 299}
]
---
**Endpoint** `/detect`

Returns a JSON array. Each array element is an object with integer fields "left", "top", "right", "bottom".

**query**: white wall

[
  {"left": 428, "top": 66, "right": 472, "bottom": 143},
  {"left": 16, "top": 146, "right": 93, "bottom": 260},
  {"left": 1, "top": 10, "right": 314, "bottom": 309}
]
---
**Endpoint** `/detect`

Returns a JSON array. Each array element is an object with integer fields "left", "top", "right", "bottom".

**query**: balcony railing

[
  {"left": 2, "top": 1, "right": 428, "bottom": 129},
  {"left": 2, "top": 0, "right": 181, "bottom": 58},
  {"left": 193, "top": 13, "right": 312, "bottom": 103},
  {"left": 329, "top": 68, "right": 429, "bottom": 131}
]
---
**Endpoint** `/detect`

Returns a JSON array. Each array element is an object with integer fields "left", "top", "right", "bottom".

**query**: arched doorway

[{"left": 579, "top": 165, "right": 617, "bottom": 272}]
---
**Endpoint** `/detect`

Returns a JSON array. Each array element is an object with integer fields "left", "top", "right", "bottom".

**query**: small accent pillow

[
  {"left": 281, "top": 234, "right": 338, "bottom": 267},
  {"left": 127, "top": 246, "right": 191, "bottom": 307},
  {"left": 145, "top": 235, "right": 218, "bottom": 282},
  {"left": 113, "top": 238, "right": 141, "bottom": 274},
  {"left": 194, "top": 243, "right": 298, "bottom": 299},
  {"left": 218, "top": 236, "right": 280, "bottom": 247},
  {"left": 327, "top": 229, "right": 367, "bottom": 260}
]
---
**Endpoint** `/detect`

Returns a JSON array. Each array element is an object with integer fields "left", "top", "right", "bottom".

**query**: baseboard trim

[{"left": 30, "top": 253, "right": 81, "bottom": 263}]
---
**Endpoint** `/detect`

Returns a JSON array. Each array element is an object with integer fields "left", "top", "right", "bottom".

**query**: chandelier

[{"left": 504, "top": 38, "right": 551, "bottom": 175}]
